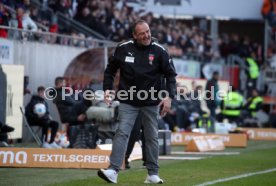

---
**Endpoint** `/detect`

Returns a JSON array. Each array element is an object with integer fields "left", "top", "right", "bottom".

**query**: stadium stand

[{"left": 0, "top": 0, "right": 265, "bottom": 64}]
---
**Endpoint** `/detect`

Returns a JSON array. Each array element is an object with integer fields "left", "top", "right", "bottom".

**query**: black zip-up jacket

[
  {"left": 25, "top": 95, "right": 50, "bottom": 125},
  {"left": 53, "top": 88, "right": 88, "bottom": 124},
  {"left": 103, "top": 39, "right": 177, "bottom": 107}
]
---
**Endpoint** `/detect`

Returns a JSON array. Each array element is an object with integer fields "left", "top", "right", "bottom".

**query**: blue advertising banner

[
  {"left": 0, "top": 39, "right": 13, "bottom": 64},
  {"left": 173, "top": 58, "right": 201, "bottom": 78}
]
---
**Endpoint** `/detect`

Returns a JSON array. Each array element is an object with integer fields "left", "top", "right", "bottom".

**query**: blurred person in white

[
  {"left": 25, "top": 86, "right": 61, "bottom": 148},
  {"left": 9, "top": 6, "right": 37, "bottom": 40},
  {"left": 16, "top": 6, "right": 37, "bottom": 31},
  {"left": 269, "top": 48, "right": 276, "bottom": 69}
]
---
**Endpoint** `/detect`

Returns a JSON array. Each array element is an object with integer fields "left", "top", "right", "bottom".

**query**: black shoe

[
  {"left": 125, "top": 163, "right": 131, "bottom": 169},
  {"left": 0, "top": 125, "right": 14, "bottom": 133},
  {"left": 0, "top": 141, "right": 9, "bottom": 147},
  {"left": 125, "top": 157, "right": 130, "bottom": 169}
]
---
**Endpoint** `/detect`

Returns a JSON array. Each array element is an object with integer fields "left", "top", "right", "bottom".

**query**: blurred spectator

[
  {"left": 187, "top": 84, "right": 204, "bottom": 115},
  {"left": 219, "top": 33, "right": 231, "bottom": 58},
  {"left": 52, "top": 0, "right": 70, "bottom": 17},
  {"left": 74, "top": 6, "right": 97, "bottom": 31},
  {"left": 0, "top": 0, "right": 266, "bottom": 65},
  {"left": 0, "top": 1, "right": 10, "bottom": 38},
  {"left": 203, "top": 37, "right": 214, "bottom": 62},
  {"left": 244, "top": 56, "right": 260, "bottom": 98},
  {"left": 261, "top": 0, "right": 276, "bottom": 27},
  {"left": 239, "top": 36, "right": 252, "bottom": 57},
  {"left": 268, "top": 111, "right": 276, "bottom": 128},
  {"left": 205, "top": 71, "right": 220, "bottom": 119},
  {"left": 53, "top": 76, "right": 92, "bottom": 148},
  {"left": 174, "top": 85, "right": 191, "bottom": 130},
  {"left": 22, "top": 7, "right": 38, "bottom": 31},
  {"left": 228, "top": 34, "right": 240, "bottom": 55},
  {"left": 23, "top": 0, "right": 31, "bottom": 10},
  {"left": 162, "top": 98, "right": 179, "bottom": 131},
  {"left": 111, "top": 27, "right": 126, "bottom": 42},
  {"left": 1, "top": 0, "right": 17, "bottom": 9},
  {"left": 269, "top": 49, "right": 276, "bottom": 68},
  {"left": 24, "top": 76, "right": 31, "bottom": 95},
  {"left": 242, "top": 89, "right": 263, "bottom": 118},
  {"left": 10, "top": 6, "right": 37, "bottom": 32},
  {"left": 25, "top": 86, "right": 61, "bottom": 148},
  {"left": 69, "top": 0, "right": 78, "bottom": 17},
  {"left": 218, "top": 87, "right": 244, "bottom": 124},
  {"left": 29, "top": 5, "right": 40, "bottom": 22},
  {"left": 53, "top": 76, "right": 89, "bottom": 126}
]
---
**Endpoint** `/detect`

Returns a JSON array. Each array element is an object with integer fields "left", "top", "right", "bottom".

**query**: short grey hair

[{"left": 131, "top": 20, "right": 148, "bottom": 34}]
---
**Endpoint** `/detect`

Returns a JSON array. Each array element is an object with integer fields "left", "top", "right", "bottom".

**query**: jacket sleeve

[
  {"left": 25, "top": 98, "right": 39, "bottom": 121},
  {"left": 160, "top": 50, "right": 177, "bottom": 99},
  {"left": 205, "top": 80, "right": 214, "bottom": 99},
  {"left": 103, "top": 47, "right": 120, "bottom": 91},
  {"left": 25, "top": 17, "right": 38, "bottom": 31}
]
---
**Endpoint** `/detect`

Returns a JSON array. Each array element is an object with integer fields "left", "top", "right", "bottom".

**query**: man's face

[
  {"left": 133, "top": 22, "right": 151, "bottom": 46},
  {"left": 38, "top": 90, "right": 45, "bottom": 98},
  {"left": 213, "top": 74, "right": 219, "bottom": 80},
  {"left": 61, "top": 80, "right": 66, "bottom": 87},
  {"left": 252, "top": 90, "right": 258, "bottom": 96},
  {"left": 17, "top": 8, "right": 24, "bottom": 17},
  {"left": 56, "top": 80, "right": 66, "bottom": 88}
]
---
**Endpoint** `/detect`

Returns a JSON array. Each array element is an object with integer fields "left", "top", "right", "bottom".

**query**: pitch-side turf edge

[
  {"left": 171, "top": 151, "right": 240, "bottom": 156},
  {"left": 195, "top": 168, "right": 276, "bottom": 186}
]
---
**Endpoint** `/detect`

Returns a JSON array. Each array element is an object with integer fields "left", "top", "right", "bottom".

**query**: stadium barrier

[
  {"left": 186, "top": 136, "right": 225, "bottom": 152},
  {"left": 158, "top": 130, "right": 171, "bottom": 155},
  {"left": 0, "top": 147, "right": 111, "bottom": 169},
  {"left": 241, "top": 128, "right": 276, "bottom": 141},
  {"left": 171, "top": 132, "right": 247, "bottom": 147},
  {"left": 97, "top": 143, "right": 143, "bottom": 163}
]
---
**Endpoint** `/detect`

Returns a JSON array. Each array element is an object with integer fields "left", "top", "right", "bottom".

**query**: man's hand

[
  {"left": 104, "top": 90, "right": 115, "bottom": 106},
  {"left": 158, "top": 97, "right": 172, "bottom": 117},
  {"left": 77, "top": 114, "right": 86, "bottom": 122}
]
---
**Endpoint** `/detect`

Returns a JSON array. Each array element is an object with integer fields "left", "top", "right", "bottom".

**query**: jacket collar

[{"left": 133, "top": 38, "right": 153, "bottom": 49}]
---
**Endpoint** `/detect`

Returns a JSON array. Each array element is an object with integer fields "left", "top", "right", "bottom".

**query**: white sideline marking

[
  {"left": 159, "top": 156, "right": 204, "bottom": 160},
  {"left": 196, "top": 168, "right": 276, "bottom": 186},
  {"left": 172, "top": 151, "right": 240, "bottom": 155}
]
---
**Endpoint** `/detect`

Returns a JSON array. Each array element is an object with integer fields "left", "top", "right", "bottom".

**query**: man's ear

[{"left": 132, "top": 32, "right": 136, "bottom": 40}]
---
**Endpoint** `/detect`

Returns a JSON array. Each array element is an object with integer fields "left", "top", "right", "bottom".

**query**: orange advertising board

[
  {"left": 186, "top": 136, "right": 225, "bottom": 152},
  {"left": 241, "top": 128, "right": 276, "bottom": 141},
  {"left": 0, "top": 148, "right": 111, "bottom": 169},
  {"left": 171, "top": 132, "right": 247, "bottom": 147}
]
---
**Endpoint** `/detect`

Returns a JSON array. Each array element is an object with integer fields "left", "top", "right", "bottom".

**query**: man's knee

[{"left": 50, "top": 120, "right": 59, "bottom": 129}]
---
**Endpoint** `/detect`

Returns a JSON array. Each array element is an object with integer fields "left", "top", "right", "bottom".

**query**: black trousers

[
  {"left": 30, "top": 120, "right": 59, "bottom": 143},
  {"left": 125, "top": 116, "right": 146, "bottom": 163}
]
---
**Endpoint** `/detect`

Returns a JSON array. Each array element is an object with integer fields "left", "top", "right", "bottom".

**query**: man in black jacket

[
  {"left": 53, "top": 77, "right": 91, "bottom": 148},
  {"left": 25, "top": 86, "right": 60, "bottom": 148},
  {"left": 205, "top": 71, "right": 220, "bottom": 119},
  {"left": 53, "top": 77, "right": 88, "bottom": 125},
  {"left": 98, "top": 20, "right": 177, "bottom": 184}
]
